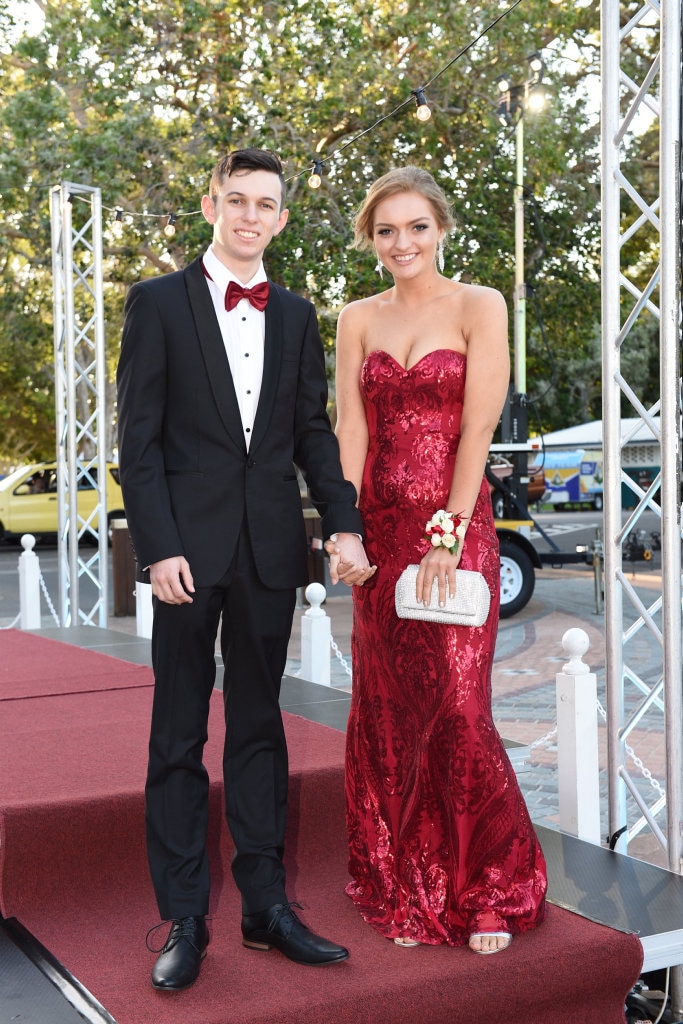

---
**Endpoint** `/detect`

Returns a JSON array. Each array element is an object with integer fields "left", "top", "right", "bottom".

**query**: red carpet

[{"left": 0, "top": 629, "right": 643, "bottom": 1023}]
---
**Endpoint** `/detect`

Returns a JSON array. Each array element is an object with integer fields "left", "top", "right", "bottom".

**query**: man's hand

[
  {"left": 324, "top": 533, "right": 377, "bottom": 586},
  {"left": 149, "top": 556, "right": 195, "bottom": 604}
]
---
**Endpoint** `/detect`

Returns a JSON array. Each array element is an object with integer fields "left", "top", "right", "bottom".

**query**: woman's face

[{"left": 372, "top": 191, "right": 442, "bottom": 279}]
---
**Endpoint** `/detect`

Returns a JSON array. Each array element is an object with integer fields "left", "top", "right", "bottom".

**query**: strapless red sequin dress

[{"left": 345, "top": 349, "right": 547, "bottom": 945}]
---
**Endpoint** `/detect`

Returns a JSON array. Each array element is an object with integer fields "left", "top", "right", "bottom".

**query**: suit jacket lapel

[
  {"left": 184, "top": 258, "right": 246, "bottom": 453},
  {"left": 250, "top": 283, "right": 283, "bottom": 452}
]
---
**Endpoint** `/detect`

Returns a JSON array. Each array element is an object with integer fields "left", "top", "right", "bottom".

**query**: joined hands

[{"left": 324, "top": 534, "right": 377, "bottom": 587}]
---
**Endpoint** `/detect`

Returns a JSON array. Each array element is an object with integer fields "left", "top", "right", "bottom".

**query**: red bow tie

[{"left": 225, "top": 279, "right": 270, "bottom": 312}]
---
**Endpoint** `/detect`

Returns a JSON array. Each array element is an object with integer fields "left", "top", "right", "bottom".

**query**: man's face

[{"left": 201, "top": 169, "right": 289, "bottom": 273}]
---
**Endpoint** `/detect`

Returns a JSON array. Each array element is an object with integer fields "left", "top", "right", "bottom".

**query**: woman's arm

[
  {"left": 446, "top": 285, "right": 510, "bottom": 521},
  {"left": 416, "top": 285, "right": 510, "bottom": 606},
  {"left": 333, "top": 301, "right": 371, "bottom": 497},
  {"left": 324, "top": 300, "right": 378, "bottom": 585}
]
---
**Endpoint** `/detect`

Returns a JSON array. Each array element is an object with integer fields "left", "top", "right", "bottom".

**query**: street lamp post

[
  {"left": 514, "top": 108, "right": 526, "bottom": 398},
  {"left": 495, "top": 54, "right": 546, "bottom": 515}
]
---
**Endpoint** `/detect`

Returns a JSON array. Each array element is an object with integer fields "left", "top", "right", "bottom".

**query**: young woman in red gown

[{"left": 330, "top": 167, "right": 547, "bottom": 954}]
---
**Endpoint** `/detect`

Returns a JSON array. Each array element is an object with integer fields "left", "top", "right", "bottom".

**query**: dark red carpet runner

[{"left": 0, "top": 629, "right": 642, "bottom": 1023}]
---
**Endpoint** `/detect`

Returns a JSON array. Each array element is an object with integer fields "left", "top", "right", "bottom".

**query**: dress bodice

[
  {"left": 359, "top": 348, "right": 467, "bottom": 517},
  {"left": 361, "top": 348, "right": 466, "bottom": 440}
]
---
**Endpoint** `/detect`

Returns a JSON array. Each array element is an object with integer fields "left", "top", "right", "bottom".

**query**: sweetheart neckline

[{"left": 364, "top": 348, "right": 467, "bottom": 373}]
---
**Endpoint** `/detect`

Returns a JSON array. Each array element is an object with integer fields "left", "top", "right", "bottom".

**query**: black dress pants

[{"left": 145, "top": 529, "right": 296, "bottom": 919}]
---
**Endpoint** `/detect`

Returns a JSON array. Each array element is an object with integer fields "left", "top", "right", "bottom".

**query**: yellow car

[{"left": 0, "top": 461, "right": 125, "bottom": 542}]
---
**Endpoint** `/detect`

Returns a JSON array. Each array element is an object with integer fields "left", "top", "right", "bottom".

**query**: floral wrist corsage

[{"left": 424, "top": 509, "right": 467, "bottom": 554}]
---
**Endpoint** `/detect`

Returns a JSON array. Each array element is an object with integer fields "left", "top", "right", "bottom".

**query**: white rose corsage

[{"left": 424, "top": 509, "right": 467, "bottom": 555}]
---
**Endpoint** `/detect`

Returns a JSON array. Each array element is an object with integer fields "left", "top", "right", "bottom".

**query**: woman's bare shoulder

[
  {"left": 337, "top": 291, "right": 389, "bottom": 335},
  {"left": 340, "top": 290, "right": 387, "bottom": 314},
  {"left": 455, "top": 280, "right": 506, "bottom": 310}
]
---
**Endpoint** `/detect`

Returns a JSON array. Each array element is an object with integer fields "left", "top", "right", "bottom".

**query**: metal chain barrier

[
  {"left": 0, "top": 563, "right": 60, "bottom": 630},
  {"left": 39, "top": 569, "right": 61, "bottom": 626},
  {"left": 523, "top": 700, "right": 665, "bottom": 801},
  {"left": 330, "top": 635, "right": 353, "bottom": 679},
  {"left": 529, "top": 725, "right": 558, "bottom": 752},
  {"left": 596, "top": 698, "right": 666, "bottom": 799}
]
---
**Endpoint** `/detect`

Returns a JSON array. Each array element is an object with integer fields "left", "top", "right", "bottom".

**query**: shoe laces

[
  {"left": 145, "top": 917, "right": 206, "bottom": 954},
  {"left": 266, "top": 901, "right": 303, "bottom": 934}
]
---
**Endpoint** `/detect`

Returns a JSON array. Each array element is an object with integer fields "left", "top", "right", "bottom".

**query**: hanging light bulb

[
  {"left": 164, "top": 213, "right": 178, "bottom": 238},
  {"left": 308, "top": 160, "right": 324, "bottom": 189},
  {"left": 527, "top": 51, "right": 545, "bottom": 76},
  {"left": 112, "top": 208, "right": 124, "bottom": 238},
  {"left": 496, "top": 74, "right": 511, "bottom": 94},
  {"left": 413, "top": 88, "right": 432, "bottom": 122}
]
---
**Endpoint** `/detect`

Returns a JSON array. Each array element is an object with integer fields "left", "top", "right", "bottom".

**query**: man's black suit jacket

[{"left": 116, "top": 257, "right": 363, "bottom": 589}]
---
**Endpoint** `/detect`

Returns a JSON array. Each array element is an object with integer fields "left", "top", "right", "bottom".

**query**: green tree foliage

[{"left": 0, "top": 0, "right": 634, "bottom": 464}]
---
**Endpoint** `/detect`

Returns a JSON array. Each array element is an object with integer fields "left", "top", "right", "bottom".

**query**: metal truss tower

[
  {"left": 601, "top": 0, "right": 682, "bottom": 996},
  {"left": 49, "top": 183, "right": 108, "bottom": 628}
]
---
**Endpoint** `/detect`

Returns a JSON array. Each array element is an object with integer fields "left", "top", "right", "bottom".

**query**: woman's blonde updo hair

[{"left": 352, "top": 166, "right": 456, "bottom": 252}]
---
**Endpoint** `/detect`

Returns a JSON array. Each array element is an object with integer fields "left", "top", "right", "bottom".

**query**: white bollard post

[
  {"left": 299, "top": 582, "right": 331, "bottom": 687},
  {"left": 556, "top": 627, "right": 602, "bottom": 844},
  {"left": 18, "top": 534, "right": 41, "bottom": 629},
  {"left": 135, "top": 581, "right": 153, "bottom": 639}
]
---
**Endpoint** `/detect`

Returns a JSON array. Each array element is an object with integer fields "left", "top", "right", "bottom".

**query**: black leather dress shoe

[
  {"left": 151, "top": 916, "right": 208, "bottom": 990},
  {"left": 241, "top": 903, "right": 349, "bottom": 966}
]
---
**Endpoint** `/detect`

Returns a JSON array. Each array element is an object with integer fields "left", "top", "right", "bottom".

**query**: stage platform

[
  {"left": 17, "top": 624, "right": 683, "bottom": 973},
  {"left": 3, "top": 623, "right": 683, "bottom": 1023},
  {"left": 538, "top": 826, "right": 683, "bottom": 973}
]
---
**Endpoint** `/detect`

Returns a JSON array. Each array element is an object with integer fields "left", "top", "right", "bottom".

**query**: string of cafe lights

[
  {"left": 55, "top": 0, "right": 526, "bottom": 237},
  {"left": 304, "top": 0, "right": 524, "bottom": 190}
]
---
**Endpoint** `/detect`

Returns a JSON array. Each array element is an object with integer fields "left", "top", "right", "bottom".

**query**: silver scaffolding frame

[
  {"left": 49, "top": 183, "right": 108, "bottom": 627},
  {"left": 601, "top": 0, "right": 682, "bottom": 998}
]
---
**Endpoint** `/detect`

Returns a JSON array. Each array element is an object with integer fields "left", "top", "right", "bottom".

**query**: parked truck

[
  {"left": 488, "top": 445, "right": 595, "bottom": 618},
  {"left": 540, "top": 449, "right": 603, "bottom": 511}
]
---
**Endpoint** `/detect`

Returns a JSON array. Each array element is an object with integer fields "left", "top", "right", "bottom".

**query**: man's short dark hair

[{"left": 209, "top": 148, "right": 287, "bottom": 208}]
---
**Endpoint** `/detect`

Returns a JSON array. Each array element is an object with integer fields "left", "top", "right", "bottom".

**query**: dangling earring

[
  {"left": 375, "top": 257, "right": 384, "bottom": 280},
  {"left": 437, "top": 239, "right": 445, "bottom": 273}
]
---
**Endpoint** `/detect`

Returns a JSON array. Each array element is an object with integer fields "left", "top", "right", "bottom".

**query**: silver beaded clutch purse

[{"left": 395, "top": 565, "right": 491, "bottom": 626}]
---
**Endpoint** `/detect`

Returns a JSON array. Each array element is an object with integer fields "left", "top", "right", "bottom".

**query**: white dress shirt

[{"left": 202, "top": 245, "right": 266, "bottom": 450}]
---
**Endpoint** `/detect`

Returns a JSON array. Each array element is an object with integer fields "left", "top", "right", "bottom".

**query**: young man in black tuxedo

[{"left": 117, "top": 148, "right": 374, "bottom": 990}]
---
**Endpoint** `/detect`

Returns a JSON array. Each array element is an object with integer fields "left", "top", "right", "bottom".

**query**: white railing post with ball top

[
  {"left": 19, "top": 534, "right": 41, "bottom": 630},
  {"left": 299, "top": 582, "right": 331, "bottom": 687},
  {"left": 556, "top": 627, "right": 601, "bottom": 845}
]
